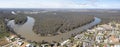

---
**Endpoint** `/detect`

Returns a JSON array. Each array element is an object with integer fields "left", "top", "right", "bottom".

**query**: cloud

[
  {"left": 0, "top": 0, "right": 119, "bottom": 9},
  {"left": 0, "top": 0, "right": 93, "bottom": 8}
]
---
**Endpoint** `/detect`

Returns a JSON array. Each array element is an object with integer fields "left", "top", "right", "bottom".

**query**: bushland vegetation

[
  {"left": 0, "top": 11, "right": 27, "bottom": 24},
  {"left": 30, "top": 12, "right": 94, "bottom": 36},
  {"left": 0, "top": 16, "right": 9, "bottom": 38}
]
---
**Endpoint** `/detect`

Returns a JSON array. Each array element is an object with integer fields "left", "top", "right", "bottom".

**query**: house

[
  {"left": 114, "top": 45, "right": 120, "bottom": 47},
  {"left": 96, "top": 35, "right": 103, "bottom": 43},
  {"left": 61, "top": 40, "right": 70, "bottom": 46},
  {"left": 25, "top": 44, "right": 34, "bottom": 47},
  {"left": 17, "top": 41, "right": 24, "bottom": 46}
]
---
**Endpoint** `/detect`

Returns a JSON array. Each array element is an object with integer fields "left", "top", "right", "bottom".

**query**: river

[{"left": 7, "top": 16, "right": 101, "bottom": 43}]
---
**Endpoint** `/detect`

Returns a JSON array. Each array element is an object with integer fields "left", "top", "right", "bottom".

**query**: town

[{"left": 61, "top": 21, "right": 120, "bottom": 47}]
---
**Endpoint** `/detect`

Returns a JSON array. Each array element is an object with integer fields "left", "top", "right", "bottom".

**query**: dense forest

[{"left": 28, "top": 12, "right": 95, "bottom": 36}]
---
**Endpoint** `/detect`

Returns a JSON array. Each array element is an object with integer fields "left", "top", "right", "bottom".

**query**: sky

[{"left": 0, "top": 0, "right": 120, "bottom": 9}]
